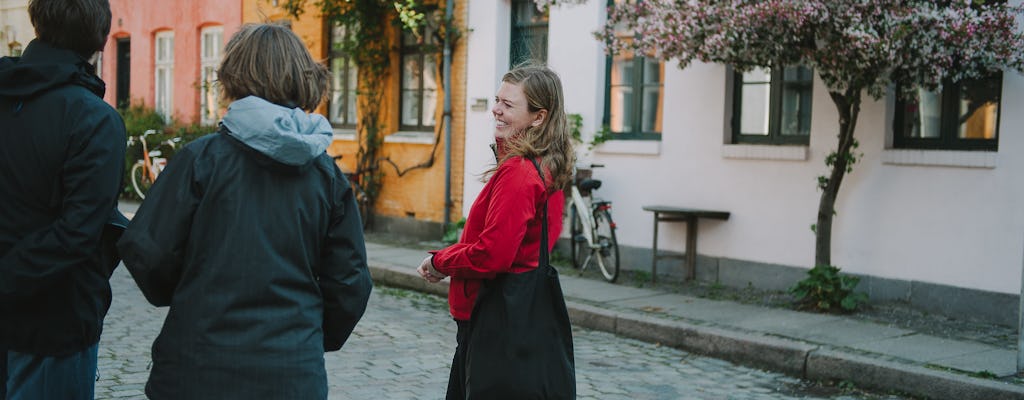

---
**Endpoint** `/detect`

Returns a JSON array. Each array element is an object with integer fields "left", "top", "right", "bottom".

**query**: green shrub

[
  {"left": 442, "top": 218, "right": 466, "bottom": 244},
  {"left": 119, "top": 102, "right": 214, "bottom": 200},
  {"left": 790, "top": 264, "right": 868, "bottom": 313}
]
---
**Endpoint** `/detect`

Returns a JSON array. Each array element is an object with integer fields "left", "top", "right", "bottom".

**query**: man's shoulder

[{"left": 43, "top": 84, "right": 119, "bottom": 122}]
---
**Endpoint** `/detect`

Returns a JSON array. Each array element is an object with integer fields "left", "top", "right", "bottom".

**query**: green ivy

[
  {"left": 790, "top": 264, "right": 868, "bottom": 313},
  {"left": 565, "top": 113, "right": 613, "bottom": 151},
  {"left": 589, "top": 125, "right": 613, "bottom": 150},
  {"left": 567, "top": 113, "right": 583, "bottom": 143}
]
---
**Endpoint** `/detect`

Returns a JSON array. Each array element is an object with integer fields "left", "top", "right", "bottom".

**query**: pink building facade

[{"left": 103, "top": 1, "right": 242, "bottom": 125}]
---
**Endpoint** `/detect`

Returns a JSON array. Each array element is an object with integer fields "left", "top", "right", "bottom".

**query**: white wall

[
  {"left": 0, "top": 0, "right": 33, "bottom": 57},
  {"left": 463, "top": 0, "right": 1024, "bottom": 295},
  {"left": 462, "top": 0, "right": 511, "bottom": 217}
]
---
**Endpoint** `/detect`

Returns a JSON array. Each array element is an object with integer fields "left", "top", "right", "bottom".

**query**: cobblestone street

[{"left": 98, "top": 267, "right": 907, "bottom": 400}]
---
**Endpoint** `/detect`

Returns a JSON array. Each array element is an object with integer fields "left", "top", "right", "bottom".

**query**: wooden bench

[{"left": 642, "top": 205, "right": 730, "bottom": 283}]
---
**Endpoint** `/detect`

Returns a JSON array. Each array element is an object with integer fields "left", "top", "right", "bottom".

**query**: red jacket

[{"left": 431, "top": 155, "right": 564, "bottom": 321}]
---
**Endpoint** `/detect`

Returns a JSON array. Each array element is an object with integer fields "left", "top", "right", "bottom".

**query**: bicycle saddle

[{"left": 579, "top": 178, "right": 602, "bottom": 191}]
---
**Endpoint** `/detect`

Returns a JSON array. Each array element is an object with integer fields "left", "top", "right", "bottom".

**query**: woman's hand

[{"left": 417, "top": 255, "right": 447, "bottom": 283}]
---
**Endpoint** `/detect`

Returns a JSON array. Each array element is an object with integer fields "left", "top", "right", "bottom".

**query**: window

[
  {"left": 731, "top": 66, "right": 813, "bottom": 144},
  {"left": 94, "top": 51, "right": 102, "bottom": 80},
  {"left": 603, "top": 0, "right": 663, "bottom": 140},
  {"left": 510, "top": 0, "right": 548, "bottom": 68},
  {"left": 154, "top": 31, "right": 174, "bottom": 122},
  {"left": 199, "top": 26, "right": 223, "bottom": 126},
  {"left": 328, "top": 23, "right": 357, "bottom": 129},
  {"left": 399, "top": 11, "right": 440, "bottom": 131},
  {"left": 893, "top": 73, "right": 1001, "bottom": 151}
]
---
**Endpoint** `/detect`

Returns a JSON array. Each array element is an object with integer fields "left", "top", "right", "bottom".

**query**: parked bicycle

[
  {"left": 331, "top": 154, "right": 372, "bottom": 229},
  {"left": 568, "top": 163, "right": 620, "bottom": 282},
  {"left": 127, "top": 129, "right": 180, "bottom": 199}
]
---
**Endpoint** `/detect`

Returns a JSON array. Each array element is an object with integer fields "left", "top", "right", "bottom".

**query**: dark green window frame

[
  {"left": 398, "top": 10, "right": 440, "bottom": 132},
  {"left": 602, "top": 0, "right": 662, "bottom": 141},
  {"left": 328, "top": 23, "right": 357, "bottom": 129},
  {"left": 731, "top": 65, "right": 813, "bottom": 145},
  {"left": 510, "top": 0, "right": 548, "bottom": 68},
  {"left": 892, "top": 73, "right": 1001, "bottom": 152}
]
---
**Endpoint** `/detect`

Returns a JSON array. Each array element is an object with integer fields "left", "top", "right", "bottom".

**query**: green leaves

[
  {"left": 790, "top": 264, "right": 868, "bottom": 313},
  {"left": 442, "top": 218, "right": 465, "bottom": 244}
]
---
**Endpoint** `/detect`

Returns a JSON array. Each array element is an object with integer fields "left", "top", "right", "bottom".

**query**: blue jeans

[{"left": 5, "top": 343, "right": 98, "bottom": 400}]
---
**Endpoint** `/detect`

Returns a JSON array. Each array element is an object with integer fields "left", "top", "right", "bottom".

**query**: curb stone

[{"left": 367, "top": 263, "right": 1024, "bottom": 400}]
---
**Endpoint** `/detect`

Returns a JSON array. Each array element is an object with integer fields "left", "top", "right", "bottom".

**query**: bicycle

[
  {"left": 331, "top": 154, "right": 371, "bottom": 229},
  {"left": 568, "top": 163, "right": 620, "bottom": 283},
  {"left": 127, "top": 129, "right": 180, "bottom": 199}
]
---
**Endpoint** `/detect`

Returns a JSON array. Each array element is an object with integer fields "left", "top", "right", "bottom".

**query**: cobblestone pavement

[{"left": 98, "top": 267, "right": 909, "bottom": 400}]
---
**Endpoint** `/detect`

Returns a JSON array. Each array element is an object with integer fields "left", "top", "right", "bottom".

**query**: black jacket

[
  {"left": 117, "top": 96, "right": 372, "bottom": 400},
  {"left": 0, "top": 40, "right": 127, "bottom": 356}
]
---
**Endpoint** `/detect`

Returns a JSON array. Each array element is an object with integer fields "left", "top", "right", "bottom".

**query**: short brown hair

[
  {"left": 29, "top": 0, "right": 111, "bottom": 57},
  {"left": 217, "top": 23, "right": 328, "bottom": 111}
]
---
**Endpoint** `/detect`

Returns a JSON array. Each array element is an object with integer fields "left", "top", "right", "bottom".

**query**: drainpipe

[{"left": 441, "top": 0, "right": 454, "bottom": 234}]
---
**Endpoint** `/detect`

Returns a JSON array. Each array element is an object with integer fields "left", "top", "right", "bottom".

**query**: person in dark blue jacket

[
  {"left": 0, "top": 0, "right": 127, "bottom": 399},
  {"left": 116, "top": 23, "right": 373, "bottom": 400}
]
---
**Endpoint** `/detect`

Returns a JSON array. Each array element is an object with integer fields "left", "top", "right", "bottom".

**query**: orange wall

[
  {"left": 245, "top": 0, "right": 467, "bottom": 226},
  {"left": 104, "top": 0, "right": 242, "bottom": 124},
  {"left": 354, "top": 0, "right": 468, "bottom": 224},
  {"left": 242, "top": 0, "right": 325, "bottom": 60}
]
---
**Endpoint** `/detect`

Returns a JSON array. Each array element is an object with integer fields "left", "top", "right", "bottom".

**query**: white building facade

[
  {"left": 0, "top": 0, "right": 31, "bottom": 57},
  {"left": 462, "top": 0, "right": 1024, "bottom": 326}
]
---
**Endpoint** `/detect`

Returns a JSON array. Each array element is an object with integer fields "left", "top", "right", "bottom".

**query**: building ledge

[
  {"left": 721, "top": 144, "right": 809, "bottom": 161},
  {"left": 882, "top": 149, "right": 997, "bottom": 169}
]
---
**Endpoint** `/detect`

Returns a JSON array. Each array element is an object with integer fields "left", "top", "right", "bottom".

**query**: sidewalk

[
  {"left": 365, "top": 241, "right": 1024, "bottom": 400},
  {"left": 116, "top": 201, "right": 1022, "bottom": 399}
]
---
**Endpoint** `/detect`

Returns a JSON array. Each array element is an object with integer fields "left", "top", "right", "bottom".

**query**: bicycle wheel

[
  {"left": 356, "top": 191, "right": 370, "bottom": 229},
  {"left": 130, "top": 163, "right": 152, "bottom": 200},
  {"left": 593, "top": 208, "right": 619, "bottom": 282},
  {"left": 569, "top": 204, "right": 586, "bottom": 269}
]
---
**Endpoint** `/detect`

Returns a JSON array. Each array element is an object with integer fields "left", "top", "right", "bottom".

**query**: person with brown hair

[
  {"left": 0, "top": 0, "right": 126, "bottom": 398},
  {"left": 418, "top": 64, "right": 576, "bottom": 399},
  {"left": 117, "top": 23, "right": 372, "bottom": 399}
]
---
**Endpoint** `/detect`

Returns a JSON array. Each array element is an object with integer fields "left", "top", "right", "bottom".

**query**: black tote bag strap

[{"left": 529, "top": 158, "right": 549, "bottom": 268}]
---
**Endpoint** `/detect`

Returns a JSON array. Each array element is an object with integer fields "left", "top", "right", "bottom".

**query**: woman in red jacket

[{"left": 417, "top": 64, "right": 575, "bottom": 399}]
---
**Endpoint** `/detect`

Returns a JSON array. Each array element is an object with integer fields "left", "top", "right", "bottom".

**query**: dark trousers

[{"left": 446, "top": 319, "right": 470, "bottom": 400}]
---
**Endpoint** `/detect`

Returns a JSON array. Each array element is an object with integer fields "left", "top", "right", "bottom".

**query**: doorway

[{"left": 115, "top": 38, "right": 130, "bottom": 109}]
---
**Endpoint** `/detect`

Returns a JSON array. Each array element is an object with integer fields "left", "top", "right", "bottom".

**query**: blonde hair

[
  {"left": 491, "top": 64, "right": 575, "bottom": 191},
  {"left": 217, "top": 23, "right": 328, "bottom": 111}
]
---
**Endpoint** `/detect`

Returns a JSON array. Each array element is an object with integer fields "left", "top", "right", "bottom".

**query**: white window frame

[
  {"left": 154, "top": 31, "right": 175, "bottom": 122},
  {"left": 199, "top": 26, "right": 223, "bottom": 126}
]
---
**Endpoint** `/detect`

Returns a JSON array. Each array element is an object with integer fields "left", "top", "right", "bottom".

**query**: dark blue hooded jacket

[
  {"left": 0, "top": 39, "right": 127, "bottom": 356},
  {"left": 117, "top": 96, "right": 372, "bottom": 400}
]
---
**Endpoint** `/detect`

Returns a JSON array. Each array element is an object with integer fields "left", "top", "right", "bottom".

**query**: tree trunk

[{"left": 815, "top": 89, "right": 862, "bottom": 267}]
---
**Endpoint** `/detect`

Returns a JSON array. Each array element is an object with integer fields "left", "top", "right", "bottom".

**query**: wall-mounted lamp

[{"left": 8, "top": 40, "right": 21, "bottom": 57}]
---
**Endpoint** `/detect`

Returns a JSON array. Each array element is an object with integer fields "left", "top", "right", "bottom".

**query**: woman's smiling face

[{"left": 492, "top": 82, "right": 543, "bottom": 139}]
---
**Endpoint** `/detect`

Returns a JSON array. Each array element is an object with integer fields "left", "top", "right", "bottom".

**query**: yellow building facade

[{"left": 242, "top": 0, "right": 467, "bottom": 237}]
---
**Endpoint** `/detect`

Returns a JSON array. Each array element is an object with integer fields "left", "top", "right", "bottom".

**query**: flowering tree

[{"left": 584, "top": 0, "right": 1024, "bottom": 268}]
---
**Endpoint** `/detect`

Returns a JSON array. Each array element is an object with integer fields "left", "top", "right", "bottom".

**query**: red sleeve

[{"left": 432, "top": 158, "right": 545, "bottom": 279}]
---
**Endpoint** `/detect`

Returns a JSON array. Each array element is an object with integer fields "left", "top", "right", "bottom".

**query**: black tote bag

[{"left": 463, "top": 159, "right": 576, "bottom": 400}]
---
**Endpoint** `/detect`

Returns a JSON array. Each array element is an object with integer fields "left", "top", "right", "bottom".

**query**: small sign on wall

[{"left": 471, "top": 98, "right": 488, "bottom": 112}]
